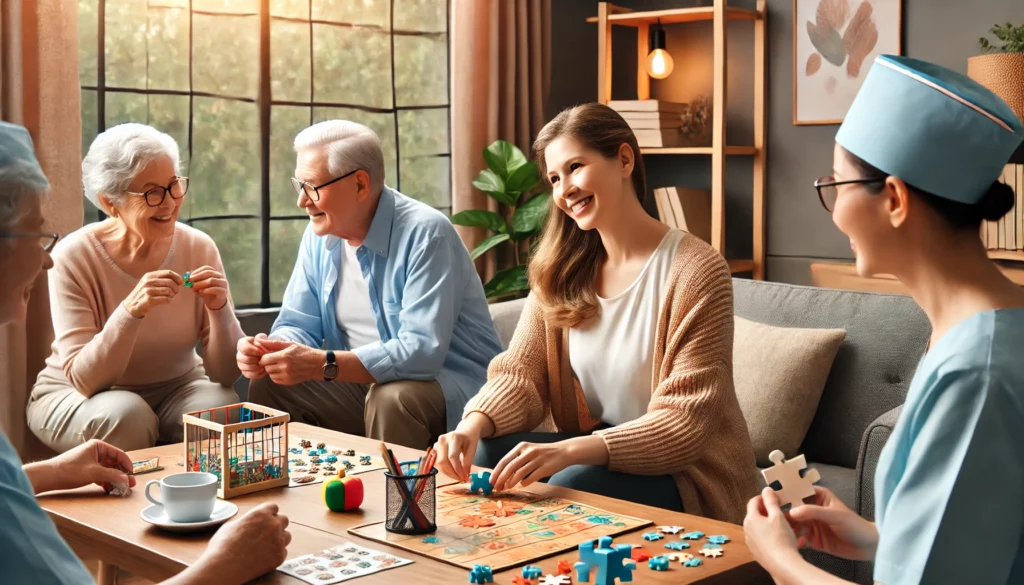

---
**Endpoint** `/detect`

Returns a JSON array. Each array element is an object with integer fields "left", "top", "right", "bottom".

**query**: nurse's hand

[
  {"left": 24, "top": 439, "right": 136, "bottom": 495},
  {"left": 744, "top": 487, "right": 803, "bottom": 576},
  {"left": 786, "top": 486, "right": 879, "bottom": 561}
]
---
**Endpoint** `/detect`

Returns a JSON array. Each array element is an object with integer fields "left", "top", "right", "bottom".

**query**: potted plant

[
  {"left": 451, "top": 140, "right": 550, "bottom": 301},
  {"left": 969, "top": 22, "right": 1024, "bottom": 123}
]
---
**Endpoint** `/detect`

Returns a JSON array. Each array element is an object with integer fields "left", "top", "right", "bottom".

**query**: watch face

[{"left": 323, "top": 363, "right": 339, "bottom": 379}]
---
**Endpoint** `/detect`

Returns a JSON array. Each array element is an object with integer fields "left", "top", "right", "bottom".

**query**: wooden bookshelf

[
  {"left": 811, "top": 261, "right": 1024, "bottom": 294},
  {"left": 591, "top": 0, "right": 767, "bottom": 279}
]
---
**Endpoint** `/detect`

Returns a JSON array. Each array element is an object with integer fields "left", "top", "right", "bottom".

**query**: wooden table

[{"left": 39, "top": 423, "right": 766, "bottom": 584}]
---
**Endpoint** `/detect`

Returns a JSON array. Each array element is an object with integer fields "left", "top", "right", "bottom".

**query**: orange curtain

[
  {"left": 0, "top": 0, "right": 82, "bottom": 459},
  {"left": 450, "top": 0, "right": 551, "bottom": 277}
]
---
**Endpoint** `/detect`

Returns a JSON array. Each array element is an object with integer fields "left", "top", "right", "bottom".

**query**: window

[{"left": 79, "top": 0, "right": 451, "bottom": 308}]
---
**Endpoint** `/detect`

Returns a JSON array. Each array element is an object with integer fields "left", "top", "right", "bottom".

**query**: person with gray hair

[
  {"left": 26, "top": 123, "right": 244, "bottom": 453},
  {"left": 238, "top": 120, "right": 502, "bottom": 449},
  {"left": 0, "top": 121, "right": 291, "bottom": 585}
]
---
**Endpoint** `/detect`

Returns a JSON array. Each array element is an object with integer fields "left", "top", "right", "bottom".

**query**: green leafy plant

[
  {"left": 451, "top": 140, "right": 551, "bottom": 300},
  {"left": 979, "top": 23, "right": 1024, "bottom": 54}
]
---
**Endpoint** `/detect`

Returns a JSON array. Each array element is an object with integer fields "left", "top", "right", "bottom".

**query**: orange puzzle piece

[
  {"left": 480, "top": 500, "right": 524, "bottom": 518},
  {"left": 631, "top": 546, "right": 651, "bottom": 562},
  {"left": 556, "top": 559, "right": 571, "bottom": 574},
  {"left": 459, "top": 515, "right": 497, "bottom": 529}
]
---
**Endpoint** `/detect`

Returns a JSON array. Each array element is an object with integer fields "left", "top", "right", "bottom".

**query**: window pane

[
  {"left": 193, "top": 0, "right": 258, "bottom": 14},
  {"left": 271, "top": 0, "right": 308, "bottom": 19},
  {"left": 83, "top": 198, "right": 102, "bottom": 225},
  {"left": 105, "top": 0, "right": 148, "bottom": 89},
  {"left": 313, "top": 107, "right": 397, "bottom": 189},
  {"left": 271, "top": 19, "right": 311, "bottom": 102},
  {"left": 193, "top": 14, "right": 259, "bottom": 98},
  {"left": 398, "top": 108, "right": 447, "bottom": 158},
  {"left": 148, "top": 6, "right": 190, "bottom": 91},
  {"left": 271, "top": 106, "right": 311, "bottom": 215},
  {"left": 189, "top": 98, "right": 260, "bottom": 216},
  {"left": 149, "top": 94, "right": 191, "bottom": 170},
  {"left": 313, "top": 25, "right": 392, "bottom": 108},
  {"left": 79, "top": 0, "right": 99, "bottom": 85},
  {"left": 270, "top": 219, "right": 308, "bottom": 303},
  {"left": 394, "top": 33, "right": 447, "bottom": 107},
  {"left": 400, "top": 154, "right": 449, "bottom": 208},
  {"left": 191, "top": 219, "right": 261, "bottom": 307},
  {"left": 106, "top": 92, "right": 149, "bottom": 128},
  {"left": 81, "top": 89, "right": 99, "bottom": 161},
  {"left": 312, "top": 0, "right": 387, "bottom": 27},
  {"left": 395, "top": 0, "right": 446, "bottom": 33}
]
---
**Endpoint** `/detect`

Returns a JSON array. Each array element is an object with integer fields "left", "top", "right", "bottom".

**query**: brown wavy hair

[{"left": 528, "top": 103, "right": 646, "bottom": 328}]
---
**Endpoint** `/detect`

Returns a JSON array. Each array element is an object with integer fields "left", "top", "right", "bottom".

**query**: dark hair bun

[{"left": 978, "top": 181, "right": 1015, "bottom": 221}]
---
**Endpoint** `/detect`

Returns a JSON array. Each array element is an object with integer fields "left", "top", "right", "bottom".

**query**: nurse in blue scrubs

[{"left": 743, "top": 55, "right": 1024, "bottom": 585}]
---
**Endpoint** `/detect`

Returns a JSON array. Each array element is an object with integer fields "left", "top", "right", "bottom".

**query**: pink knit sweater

[{"left": 465, "top": 234, "right": 759, "bottom": 523}]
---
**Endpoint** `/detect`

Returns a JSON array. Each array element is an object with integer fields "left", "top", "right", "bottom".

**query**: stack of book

[
  {"left": 982, "top": 163, "right": 1024, "bottom": 251},
  {"left": 608, "top": 100, "right": 686, "bottom": 147}
]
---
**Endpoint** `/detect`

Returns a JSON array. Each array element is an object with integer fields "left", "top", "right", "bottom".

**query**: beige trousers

[
  {"left": 247, "top": 376, "right": 446, "bottom": 450},
  {"left": 27, "top": 366, "right": 239, "bottom": 453}
]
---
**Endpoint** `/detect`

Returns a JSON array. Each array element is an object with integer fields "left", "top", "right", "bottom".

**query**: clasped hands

[{"left": 235, "top": 333, "right": 324, "bottom": 385}]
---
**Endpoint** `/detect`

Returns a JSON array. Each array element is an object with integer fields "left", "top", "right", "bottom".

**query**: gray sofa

[{"left": 487, "top": 278, "right": 931, "bottom": 584}]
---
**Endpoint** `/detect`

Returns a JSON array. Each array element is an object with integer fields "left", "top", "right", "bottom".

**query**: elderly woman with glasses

[{"left": 26, "top": 123, "right": 244, "bottom": 453}]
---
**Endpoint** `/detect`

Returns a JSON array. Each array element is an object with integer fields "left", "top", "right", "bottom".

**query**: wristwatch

[{"left": 323, "top": 350, "right": 339, "bottom": 381}]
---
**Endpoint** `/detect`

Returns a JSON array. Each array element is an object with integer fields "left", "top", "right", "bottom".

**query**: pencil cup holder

[{"left": 384, "top": 464, "right": 437, "bottom": 535}]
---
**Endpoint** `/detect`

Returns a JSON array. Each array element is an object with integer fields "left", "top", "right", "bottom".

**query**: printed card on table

[{"left": 277, "top": 542, "right": 412, "bottom": 584}]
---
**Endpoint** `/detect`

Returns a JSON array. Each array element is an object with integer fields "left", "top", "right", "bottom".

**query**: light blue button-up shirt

[
  {"left": 271, "top": 186, "right": 502, "bottom": 430},
  {"left": 874, "top": 309, "right": 1024, "bottom": 585}
]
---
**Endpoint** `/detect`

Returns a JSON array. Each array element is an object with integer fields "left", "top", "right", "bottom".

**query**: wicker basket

[{"left": 968, "top": 53, "right": 1024, "bottom": 124}]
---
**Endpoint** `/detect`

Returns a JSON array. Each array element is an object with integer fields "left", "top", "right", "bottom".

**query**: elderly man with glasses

[
  {"left": 27, "top": 123, "right": 244, "bottom": 453},
  {"left": 240, "top": 120, "right": 501, "bottom": 449}
]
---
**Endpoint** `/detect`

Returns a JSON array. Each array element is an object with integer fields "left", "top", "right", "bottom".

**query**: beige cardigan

[{"left": 465, "top": 234, "right": 759, "bottom": 524}]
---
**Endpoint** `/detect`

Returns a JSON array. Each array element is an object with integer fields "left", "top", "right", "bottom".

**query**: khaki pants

[
  {"left": 247, "top": 376, "right": 446, "bottom": 450},
  {"left": 27, "top": 366, "right": 239, "bottom": 453}
]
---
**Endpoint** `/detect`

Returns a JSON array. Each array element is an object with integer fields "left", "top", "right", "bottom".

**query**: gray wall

[{"left": 548, "top": 0, "right": 1024, "bottom": 284}]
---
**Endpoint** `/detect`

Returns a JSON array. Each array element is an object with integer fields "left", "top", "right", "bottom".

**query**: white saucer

[{"left": 141, "top": 500, "right": 238, "bottom": 532}]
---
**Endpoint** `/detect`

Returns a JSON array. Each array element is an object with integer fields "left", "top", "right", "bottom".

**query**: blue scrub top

[
  {"left": 0, "top": 431, "right": 93, "bottom": 584},
  {"left": 874, "top": 309, "right": 1024, "bottom": 584}
]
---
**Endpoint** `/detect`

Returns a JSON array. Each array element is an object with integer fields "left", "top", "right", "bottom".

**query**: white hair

[
  {"left": 293, "top": 120, "right": 385, "bottom": 195},
  {"left": 82, "top": 123, "right": 180, "bottom": 212}
]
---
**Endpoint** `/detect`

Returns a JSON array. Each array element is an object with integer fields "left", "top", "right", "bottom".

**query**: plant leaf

[
  {"left": 505, "top": 161, "right": 541, "bottom": 195},
  {"left": 511, "top": 192, "right": 551, "bottom": 238},
  {"left": 470, "top": 233, "right": 511, "bottom": 260},
  {"left": 472, "top": 169, "right": 517, "bottom": 207},
  {"left": 483, "top": 140, "right": 529, "bottom": 182},
  {"left": 484, "top": 265, "right": 529, "bottom": 299},
  {"left": 450, "top": 210, "right": 508, "bottom": 233}
]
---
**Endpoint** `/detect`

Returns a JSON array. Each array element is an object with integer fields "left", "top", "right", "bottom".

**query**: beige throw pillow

[{"left": 733, "top": 315, "right": 846, "bottom": 466}]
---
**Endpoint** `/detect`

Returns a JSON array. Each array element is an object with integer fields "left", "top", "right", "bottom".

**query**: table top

[{"left": 39, "top": 423, "right": 766, "bottom": 584}]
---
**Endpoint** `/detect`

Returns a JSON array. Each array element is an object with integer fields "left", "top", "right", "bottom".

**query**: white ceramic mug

[{"left": 145, "top": 472, "right": 218, "bottom": 523}]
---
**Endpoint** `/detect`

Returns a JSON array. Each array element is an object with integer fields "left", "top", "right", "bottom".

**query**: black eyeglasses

[
  {"left": 291, "top": 168, "right": 359, "bottom": 202},
  {"left": 0, "top": 232, "right": 59, "bottom": 252},
  {"left": 126, "top": 177, "right": 189, "bottom": 207},
  {"left": 814, "top": 175, "right": 887, "bottom": 213}
]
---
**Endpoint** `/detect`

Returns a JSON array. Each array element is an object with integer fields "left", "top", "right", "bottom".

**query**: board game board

[
  {"left": 286, "top": 436, "right": 388, "bottom": 488},
  {"left": 348, "top": 484, "right": 652, "bottom": 571}
]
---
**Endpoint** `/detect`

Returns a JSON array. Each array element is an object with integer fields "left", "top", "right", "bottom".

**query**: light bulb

[{"left": 645, "top": 48, "right": 674, "bottom": 79}]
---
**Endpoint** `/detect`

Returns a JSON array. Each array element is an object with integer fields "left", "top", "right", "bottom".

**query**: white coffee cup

[{"left": 145, "top": 472, "right": 218, "bottom": 523}]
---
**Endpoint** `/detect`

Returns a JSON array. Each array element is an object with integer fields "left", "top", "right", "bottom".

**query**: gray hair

[
  {"left": 293, "top": 120, "right": 385, "bottom": 195},
  {"left": 82, "top": 123, "right": 180, "bottom": 212}
]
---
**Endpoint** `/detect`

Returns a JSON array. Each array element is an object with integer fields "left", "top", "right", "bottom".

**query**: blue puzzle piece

[
  {"left": 324, "top": 454, "right": 338, "bottom": 463},
  {"left": 468, "top": 564, "right": 493, "bottom": 584},
  {"left": 587, "top": 515, "right": 612, "bottom": 525},
  {"left": 664, "top": 541, "right": 690, "bottom": 551},
  {"left": 706, "top": 535, "right": 730, "bottom": 545},
  {"left": 307, "top": 450, "right": 318, "bottom": 456},
  {"left": 522, "top": 566, "right": 542, "bottom": 579},
  {"left": 469, "top": 471, "right": 493, "bottom": 495},
  {"left": 683, "top": 557, "right": 703, "bottom": 568},
  {"left": 642, "top": 532, "right": 664, "bottom": 541},
  {"left": 648, "top": 556, "right": 670, "bottom": 571},
  {"left": 578, "top": 536, "right": 636, "bottom": 585},
  {"left": 681, "top": 531, "right": 705, "bottom": 540},
  {"left": 421, "top": 536, "right": 440, "bottom": 544}
]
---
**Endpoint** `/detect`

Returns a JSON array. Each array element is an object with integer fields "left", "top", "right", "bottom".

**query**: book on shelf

[
  {"left": 608, "top": 99, "right": 688, "bottom": 113},
  {"left": 632, "top": 129, "right": 685, "bottom": 148},
  {"left": 653, "top": 187, "right": 711, "bottom": 244},
  {"left": 625, "top": 117, "right": 684, "bottom": 130},
  {"left": 1008, "top": 165, "right": 1017, "bottom": 250},
  {"left": 618, "top": 111, "right": 686, "bottom": 121},
  {"left": 1018, "top": 164, "right": 1023, "bottom": 250}
]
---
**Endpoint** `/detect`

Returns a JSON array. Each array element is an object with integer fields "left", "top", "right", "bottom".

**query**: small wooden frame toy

[
  {"left": 183, "top": 403, "right": 289, "bottom": 499},
  {"left": 761, "top": 449, "right": 821, "bottom": 508}
]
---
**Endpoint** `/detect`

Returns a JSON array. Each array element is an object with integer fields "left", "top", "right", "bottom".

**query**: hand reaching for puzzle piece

[{"left": 761, "top": 450, "right": 821, "bottom": 508}]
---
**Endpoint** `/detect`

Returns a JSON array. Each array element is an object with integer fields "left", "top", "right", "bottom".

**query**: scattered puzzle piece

[
  {"left": 108, "top": 483, "right": 130, "bottom": 497},
  {"left": 761, "top": 449, "right": 821, "bottom": 508},
  {"left": 577, "top": 536, "right": 636, "bottom": 585},
  {"left": 706, "top": 535, "right": 730, "bottom": 545},
  {"left": 658, "top": 525, "right": 684, "bottom": 534},
  {"left": 469, "top": 564, "right": 494, "bottom": 584},
  {"left": 459, "top": 515, "right": 496, "bottom": 529},
  {"left": 699, "top": 548, "right": 723, "bottom": 558},
  {"left": 681, "top": 531, "right": 704, "bottom": 540},
  {"left": 523, "top": 566, "right": 543, "bottom": 579},
  {"left": 664, "top": 541, "right": 690, "bottom": 551},
  {"left": 642, "top": 532, "right": 664, "bottom": 541},
  {"left": 557, "top": 559, "right": 571, "bottom": 575},
  {"left": 539, "top": 575, "right": 571, "bottom": 585},
  {"left": 469, "top": 471, "right": 493, "bottom": 495},
  {"left": 421, "top": 537, "right": 440, "bottom": 544},
  {"left": 683, "top": 557, "right": 703, "bottom": 568},
  {"left": 648, "top": 556, "right": 670, "bottom": 571},
  {"left": 667, "top": 553, "right": 693, "bottom": 563},
  {"left": 629, "top": 546, "right": 650, "bottom": 562},
  {"left": 512, "top": 576, "right": 532, "bottom": 585}
]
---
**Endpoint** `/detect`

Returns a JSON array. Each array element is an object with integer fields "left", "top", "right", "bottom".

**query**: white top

[
  {"left": 569, "top": 229, "right": 685, "bottom": 426},
  {"left": 335, "top": 242, "right": 382, "bottom": 349}
]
